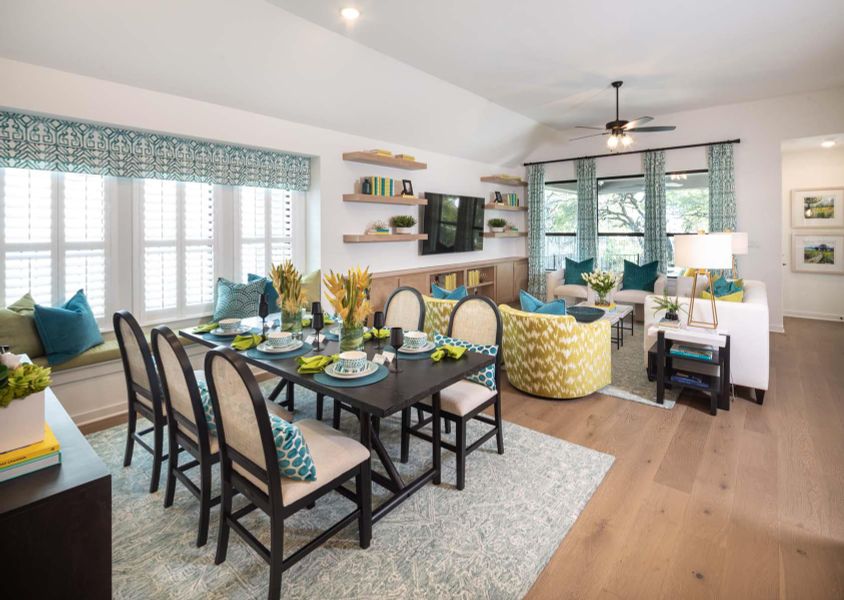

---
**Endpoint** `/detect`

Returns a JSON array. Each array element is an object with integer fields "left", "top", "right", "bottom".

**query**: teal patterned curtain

[
  {"left": 643, "top": 150, "right": 668, "bottom": 272},
  {"left": 707, "top": 144, "right": 736, "bottom": 232},
  {"left": 576, "top": 158, "right": 598, "bottom": 261},
  {"left": 0, "top": 110, "right": 310, "bottom": 191},
  {"left": 526, "top": 164, "right": 546, "bottom": 298}
]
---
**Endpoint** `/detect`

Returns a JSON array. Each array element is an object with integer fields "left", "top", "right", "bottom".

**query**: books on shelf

[
  {"left": 395, "top": 153, "right": 415, "bottom": 161},
  {"left": 0, "top": 423, "right": 61, "bottom": 482},
  {"left": 362, "top": 176, "right": 399, "bottom": 196},
  {"left": 494, "top": 192, "right": 520, "bottom": 207},
  {"left": 670, "top": 371, "right": 710, "bottom": 389},
  {"left": 440, "top": 273, "right": 457, "bottom": 290},
  {"left": 467, "top": 269, "right": 482, "bottom": 287},
  {"left": 670, "top": 344, "right": 715, "bottom": 360},
  {"left": 369, "top": 149, "right": 393, "bottom": 157}
]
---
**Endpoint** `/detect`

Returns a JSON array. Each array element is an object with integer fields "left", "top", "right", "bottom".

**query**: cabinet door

[
  {"left": 399, "top": 273, "right": 430, "bottom": 295},
  {"left": 496, "top": 262, "right": 515, "bottom": 304},
  {"left": 514, "top": 260, "right": 529, "bottom": 298},
  {"left": 370, "top": 276, "right": 399, "bottom": 312}
]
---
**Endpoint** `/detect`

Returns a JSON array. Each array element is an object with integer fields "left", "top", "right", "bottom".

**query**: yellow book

[
  {"left": 395, "top": 154, "right": 415, "bottom": 161},
  {"left": 0, "top": 423, "right": 60, "bottom": 469}
]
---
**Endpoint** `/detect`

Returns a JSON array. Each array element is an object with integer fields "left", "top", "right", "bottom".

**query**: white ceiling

[
  {"left": 781, "top": 133, "right": 844, "bottom": 153},
  {"left": 272, "top": 0, "right": 844, "bottom": 130}
]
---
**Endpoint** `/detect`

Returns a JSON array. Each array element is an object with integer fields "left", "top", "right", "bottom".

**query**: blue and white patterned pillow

[
  {"left": 269, "top": 414, "right": 317, "bottom": 482},
  {"left": 433, "top": 333, "right": 498, "bottom": 390},
  {"left": 212, "top": 277, "right": 265, "bottom": 321},
  {"left": 196, "top": 379, "right": 217, "bottom": 435}
]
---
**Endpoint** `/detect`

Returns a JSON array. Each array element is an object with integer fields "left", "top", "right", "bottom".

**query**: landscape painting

[
  {"left": 792, "top": 189, "right": 844, "bottom": 228},
  {"left": 792, "top": 234, "right": 844, "bottom": 274}
]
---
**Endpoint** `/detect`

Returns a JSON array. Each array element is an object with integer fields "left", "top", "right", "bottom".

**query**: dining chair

[
  {"left": 114, "top": 310, "right": 168, "bottom": 493},
  {"left": 400, "top": 295, "right": 504, "bottom": 490},
  {"left": 205, "top": 347, "right": 372, "bottom": 600}
]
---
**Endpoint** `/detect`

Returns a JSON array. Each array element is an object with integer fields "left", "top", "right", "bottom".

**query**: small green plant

[
  {"left": 488, "top": 217, "right": 507, "bottom": 228},
  {"left": 390, "top": 215, "right": 417, "bottom": 228},
  {"left": 0, "top": 362, "right": 52, "bottom": 408},
  {"left": 652, "top": 295, "right": 687, "bottom": 319}
]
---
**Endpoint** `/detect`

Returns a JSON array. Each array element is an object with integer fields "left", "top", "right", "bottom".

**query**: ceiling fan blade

[
  {"left": 626, "top": 126, "right": 677, "bottom": 132},
  {"left": 623, "top": 116, "right": 653, "bottom": 129},
  {"left": 575, "top": 125, "right": 606, "bottom": 130},
  {"left": 570, "top": 132, "right": 609, "bottom": 141}
]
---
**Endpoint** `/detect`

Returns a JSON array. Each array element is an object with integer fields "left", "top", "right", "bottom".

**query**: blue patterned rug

[{"left": 88, "top": 383, "right": 613, "bottom": 599}]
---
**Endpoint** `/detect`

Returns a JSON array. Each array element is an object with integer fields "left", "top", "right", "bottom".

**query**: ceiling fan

[{"left": 571, "top": 81, "right": 676, "bottom": 149}]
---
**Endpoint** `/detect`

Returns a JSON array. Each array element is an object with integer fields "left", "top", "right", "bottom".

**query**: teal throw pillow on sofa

[
  {"left": 248, "top": 273, "right": 279, "bottom": 312},
  {"left": 519, "top": 290, "right": 567, "bottom": 315},
  {"left": 213, "top": 277, "right": 265, "bottom": 321},
  {"left": 33, "top": 289, "right": 104, "bottom": 365},
  {"left": 622, "top": 260, "right": 659, "bottom": 291},
  {"left": 563, "top": 257, "right": 594, "bottom": 285},
  {"left": 431, "top": 284, "right": 468, "bottom": 300}
]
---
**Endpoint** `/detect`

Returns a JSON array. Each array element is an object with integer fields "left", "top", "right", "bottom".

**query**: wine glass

[
  {"left": 389, "top": 327, "right": 403, "bottom": 373},
  {"left": 258, "top": 292, "right": 270, "bottom": 340},
  {"left": 373, "top": 311, "right": 385, "bottom": 349},
  {"left": 311, "top": 312, "right": 324, "bottom": 352},
  {"left": 311, "top": 301, "right": 322, "bottom": 316}
]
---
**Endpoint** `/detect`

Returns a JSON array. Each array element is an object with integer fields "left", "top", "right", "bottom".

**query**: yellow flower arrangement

[
  {"left": 270, "top": 260, "right": 307, "bottom": 314},
  {"left": 323, "top": 266, "right": 373, "bottom": 328}
]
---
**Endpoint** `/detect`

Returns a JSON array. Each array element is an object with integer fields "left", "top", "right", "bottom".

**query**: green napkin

[
  {"left": 192, "top": 322, "right": 218, "bottom": 333},
  {"left": 231, "top": 333, "right": 262, "bottom": 351},
  {"left": 363, "top": 328, "right": 390, "bottom": 341},
  {"left": 297, "top": 354, "right": 338, "bottom": 374},
  {"left": 431, "top": 345, "right": 467, "bottom": 362}
]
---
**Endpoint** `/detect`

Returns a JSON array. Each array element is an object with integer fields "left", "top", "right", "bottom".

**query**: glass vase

[
  {"left": 281, "top": 308, "right": 302, "bottom": 337},
  {"left": 339, "top": 324, "right": 365, "bottom": 352},
  {"left": 595, "top": 292, "right": 611, "bottom": 307}
]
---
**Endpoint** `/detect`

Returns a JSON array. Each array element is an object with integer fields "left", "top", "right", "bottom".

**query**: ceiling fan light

[
  {"left": 607, "top": 135, "right": 619, "bottom": 149},
  {"left": 621, "top": 134, "right": 633, "bottom": 147},
  {"left": 821, "top": 140, "right": 836, "bottom": 148}
]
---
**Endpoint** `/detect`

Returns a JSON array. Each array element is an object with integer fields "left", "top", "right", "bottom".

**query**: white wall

[
  {"left": 526, "top": 87, "right": 844, "bottom": 332},
  {"left": 781, "top": 146, "right": 844, "bottom": 322}
]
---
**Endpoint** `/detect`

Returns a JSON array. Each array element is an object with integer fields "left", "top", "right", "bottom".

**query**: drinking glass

[
  {"left": 258, "top": 292, "right": 270, "bottom": 340},
  {"left": 389, "top": 327, "right": 403, "bottom": 373},
  {"left": 312, "top": 312, "right": 325, "bottom": 352},
  {"left": 373, "top": 311, "right": 385, "bottom": 349}
]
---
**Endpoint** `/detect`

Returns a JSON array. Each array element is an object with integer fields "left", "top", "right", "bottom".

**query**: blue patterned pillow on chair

[
  {"left": 433, "top": 333, "right": 498, "bottom": 390},
  {"left": 196, "top": 379, "right": 217, "bottom": 435},
  {"left": 269, "top": 414, "right": 317, "bottom": 481},
  {"left": 213, "top": 277, "right": 265, "bottom": 321}
]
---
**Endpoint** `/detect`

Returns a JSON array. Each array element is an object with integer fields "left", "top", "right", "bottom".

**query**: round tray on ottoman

[{"left": 567, "top": 306, "right": 606, "bottom": 323}]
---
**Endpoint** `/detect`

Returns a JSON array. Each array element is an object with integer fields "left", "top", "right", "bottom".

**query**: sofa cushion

[
  {"left": 213, "top": 277, "right": 265, "bottom": 321},
  {"left": 564, "top": 257, "right": 594, "bottom": 285},
  {"left": 702, "top": 277, "right": 744, "bottom": 302},
  {"left": 0, "top": 293, "right": 44, "bottom": 359},
  {"left": 431, "top": 284, "right": 468, "bottom": 300},
  {"left": 33, "top": 289, "right": 104, "bottom": 365},
  {"left": 622, "top": 260, "right": 659, "bottom": 291},
  {"left": 519, "top": 289, "right": 566, "bottom": 315}
]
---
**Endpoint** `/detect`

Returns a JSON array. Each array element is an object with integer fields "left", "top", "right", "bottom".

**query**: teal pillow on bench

[
  {"left": 564, "top": 257, "right": 594, "bottom": 285},
  {"left": 213, "top": 277, "right": 265, "bottom": 321},
  {"left": 431, "top": 284, "right": 468, "bottom": 300},
  {"left": 33, "top": 289, "right": 104, "bottom": 365},
  {"left": 519, "top": 290, "right": 567, "bottom": 315},
  {"left": 248, "top": 273, "right": 279, "bottom": 312},
  {"left": 622, "top": 260, "right": 659, "bottom": 291}
]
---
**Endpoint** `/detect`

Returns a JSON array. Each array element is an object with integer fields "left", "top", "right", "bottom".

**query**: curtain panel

[
  {"left": 707, "top": 144, "right": 736, "bottom": 232},
  {"left": 0, "top": 111, "right": 310, "bottom": 191},
  {"left": 575, "top": 158, "right": 598, "bottom": 262},
  {"left": 642, "top": 150, "right": 668, "bottom": 272},
  {"left": 526, "top": 164, "right": 547, "bottom": 299}
]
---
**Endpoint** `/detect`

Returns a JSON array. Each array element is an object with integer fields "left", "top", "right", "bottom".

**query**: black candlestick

[
  {"left": 389, "top": 327, "right": 403, "bottom": 373},
  {"left": 373, "top": 311, "right": 385, "bottom": 349},
  {"left": 312, "top": 312, "right": 324, "bottom": 352}
]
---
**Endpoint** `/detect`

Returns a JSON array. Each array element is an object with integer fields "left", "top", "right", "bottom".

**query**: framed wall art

[{"left": 791, "top": 188, "right": 844, "bottom": 228}]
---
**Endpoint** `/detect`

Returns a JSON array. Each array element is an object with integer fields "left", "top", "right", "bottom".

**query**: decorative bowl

[{"left": 567, "top": 306, "right": 606, "bottom": 323}]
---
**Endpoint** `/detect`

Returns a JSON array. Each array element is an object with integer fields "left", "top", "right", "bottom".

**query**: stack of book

[
  {"left": 467, "top": 270, "right": 482, "bottom": 287},
  {"left": 395, "top": 153, "right": 415, "bottom": 161},
  {"left": 669, "top": 344, "right": 715, "bottom": 361},
  {"left": 441, "top": 273, "right": 458, "bottom": 290},
  {"left": 503, "top": 193, "right": 520, "bottom": 207},
  {"left": 368, "top": 149, "right": 393, "bottom": 157},
  {"left": 363, "top": 176, "right": 399, "bottom": 196},
  {"left": 669, "top": 371, "right": 709, "bottom": 389},
  {"left": 0, "top": 424, "right": 61, "bottom": 483},
  {"left": 658, "top": 318, "right": 681, "bottom": 328}
]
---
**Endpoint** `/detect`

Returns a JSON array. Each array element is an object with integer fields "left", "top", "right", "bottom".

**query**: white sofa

[
  {"left": 546, "top": 269, "right": 666, "bottom": 320},
  {"left": 643, "top": 279, "right": 769, "bottom": 402}
]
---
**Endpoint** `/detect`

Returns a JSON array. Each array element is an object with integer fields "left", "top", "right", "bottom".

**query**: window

[
  {"left": 0, "top": 168, "right": 108, "bottom": 320},
  {"left": 544, "top": 181, "right": 577, "bottom": 270},
  {"left": 137, "top": 179, "right": 215, "bottom": 319},
  {"left": 666, "top": 170, "right": 709, "bottom": 263},
  {"left": 597, "top": 175, "right": 645, "bottom": 271},
  {"left": 236, "top": 186, "right": 294, "bottom": 279}
]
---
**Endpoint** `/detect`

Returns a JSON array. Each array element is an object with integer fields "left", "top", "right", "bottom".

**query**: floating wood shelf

[
  {"left": 343, "top": 233, "right": 428, "bottom": 243},
  {"left": 343, "top": 152, "right": 427, "bottom": 170},
  {"left": 481, "top": 231, "right": 527, "bottom": 238},
  {"left": 480, "top": 176, "right": 527, "bottom": 187},
  {"left": 343, "top": 193, "right": 428, "bottom": 206},
  {"left": 484, "top": 203, "right": 527, "bottom": 212}
]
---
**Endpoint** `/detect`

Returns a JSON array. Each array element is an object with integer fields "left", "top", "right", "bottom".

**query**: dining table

[{"left": 179, "top": 320, "right": 495, "bottom": 523}]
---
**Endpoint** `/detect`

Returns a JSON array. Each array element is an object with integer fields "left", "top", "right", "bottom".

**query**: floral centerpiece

[
  {"left": 0, "top": 356, "right": 52, "bottom": 453},
  {"left": 270, "top": 260, "right": 307, "bottom": 334},
  {"left": 324, "top": 266, "right": 373, "bottom": 351},
  {"left": 581, "top": 270, "right": 618, "bottom": 307}
]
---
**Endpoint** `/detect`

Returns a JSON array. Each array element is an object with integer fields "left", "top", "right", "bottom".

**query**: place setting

[{"left": 245, "top": 330, "right": 311, "bottom": 360}]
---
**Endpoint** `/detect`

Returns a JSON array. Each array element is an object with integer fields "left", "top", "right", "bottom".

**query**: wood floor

[{"left": 500, "top": 317, "right": 844, "bottom": 600}]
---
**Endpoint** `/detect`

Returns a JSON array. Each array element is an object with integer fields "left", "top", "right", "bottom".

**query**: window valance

[{"left": 0, "top": 111, "right": 310, "bottom": 191}]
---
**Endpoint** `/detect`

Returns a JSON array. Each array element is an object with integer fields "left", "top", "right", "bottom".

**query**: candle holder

[{"left": 389, "top": 327, "right": 403, "bottom": 373}]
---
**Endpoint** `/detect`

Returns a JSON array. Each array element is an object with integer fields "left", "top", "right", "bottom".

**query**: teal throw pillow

[
  {"left": 431, "top": 284, "right": 468, "bottom": 300},
  {"left": 433, "top": 332, "right": 498, "bottom": 390},
  {"left": 213, "top": 277, "right": 265, "bottom": 321},
  {"left": 519, "top": 289, "right": 566, "bottom": 315},
  {"left": 564, "top": 257, "right": 594, "bottom": 285},
  {"left": 196, "top": 379, "right": 217, "bottom": 436},
  {"left": 269, "top": 413, "right": 316, "bottom": 482},
  {"left": 248, "top": 273, "right": 279, "bottom": 312},
  {"left": 33, "top": 289, "right": 104, "bottom": 365},
  {"left": 622, "top": 260, "right": 659, "bottom": 291},
  {"left": 713, "top": 276, "right": 743, "bottom": 297}
]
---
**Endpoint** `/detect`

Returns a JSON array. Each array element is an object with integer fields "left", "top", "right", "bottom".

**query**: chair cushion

[
  {"left": 269, "top": 413, "right": 316, "bottom": 482},
  {"left": 433, "top": 333, "right": 498, "bottom": 390},
  {"left": 564, "top": 257, "right": 594, "bottom": 285},
  {"left": 0, "top": 293, "right": 44, "bottom": 359},
  {"left": 248, "top": 273, "right": 279, "bottom": 312},
  {"left": 212, "top": 277, "right": 265, "bottom": 321},
  {"left": 613, "top": 288, "right": 650, "bottom": 304},
  {"left": 431, "top": 284, "right": 468, "bottom": 300},
  {"left": 33, "top": 289, "right": 104, "bottom": 365},
  {"left": 519, "top": 289, "right": 566, "bottom": 315},
  {"left": 622, "top": 260, "right": 659, "bottom": 291},
  {"left": 424, "top": 379, "right": 497, "bottom": 417},
  {"left": 552, "top": 284, "right": 589, "bottom": 300}
]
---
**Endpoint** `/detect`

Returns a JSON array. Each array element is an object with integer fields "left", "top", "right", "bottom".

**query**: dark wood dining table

[{"left": 179, "top": 324, "right": 495, "bottom": 523}]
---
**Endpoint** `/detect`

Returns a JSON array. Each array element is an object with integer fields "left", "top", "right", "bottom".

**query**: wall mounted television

[{"left": 419, "top": 193, "right": 485, "bottom": 255}]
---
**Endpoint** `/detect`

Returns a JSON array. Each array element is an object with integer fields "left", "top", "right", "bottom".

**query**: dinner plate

[
  {"left": 324, "top": 361, "right": 379, "bottom": 380},
  {"left": 256, "top": 340, "right": 303, "bottom": 354},
  {"left": 398, "top": 341, "right": 436, "bottom": 354},
  {"left": 210, "top": 327, "right": 251, "bottom": 337}
]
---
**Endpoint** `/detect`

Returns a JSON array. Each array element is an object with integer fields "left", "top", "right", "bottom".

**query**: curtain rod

[{"left": 523, "top": 139, "right": 741, "bottom": 167}]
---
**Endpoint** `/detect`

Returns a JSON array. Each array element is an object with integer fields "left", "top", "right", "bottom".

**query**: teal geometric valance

[{"left": 0, "top": 111, "right": 310, "bottom": 191}]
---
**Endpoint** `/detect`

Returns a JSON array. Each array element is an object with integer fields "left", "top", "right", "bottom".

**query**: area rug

[{"left": 88, "top": 385, "right": 614, "bottom": 599}]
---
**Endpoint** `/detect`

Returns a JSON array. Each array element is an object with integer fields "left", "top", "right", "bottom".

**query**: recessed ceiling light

[
  {"left": 341, "top": 7, "right": 360, "bottom": 20},
  {"left": 821, "top": 140, "right": 836, "bottom": 148}
]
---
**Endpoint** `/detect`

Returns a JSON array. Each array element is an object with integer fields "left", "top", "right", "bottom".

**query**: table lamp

[
  {"left": 673, "top": 233, "right": 733, "bottom": 329},
  {"left": 728, "top": 231, "right": 748, "bottom": 279}
]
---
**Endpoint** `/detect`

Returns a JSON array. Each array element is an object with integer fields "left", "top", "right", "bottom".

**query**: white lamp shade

[
  {"left": 730, "top": 231, "right": 749, "bottom": 255},
  {"left": 673, "top": 234, "right": 733, "bottom": 269}
]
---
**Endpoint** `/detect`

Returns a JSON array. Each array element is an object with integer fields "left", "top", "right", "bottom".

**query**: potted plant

[
  {"left": 324, "top": 266, "right": 373, "bottom": 352},
  {"left": 270, "top": 260, "right": 307, "bottom": 334},
  {"left": 652, "top": 295, "right": 687, "bottom": 322},
  {"left": 390, "top": 215, "right": 417, "bottom": 234},
  {"left": 581, "top": 270, "right": 619, "bottom": 307},
  {"left": 488, "top": 217, "right": 507, "bottom": 233},
  {"left": 0, "top": 356, "right": 52, "bottom": 453}
]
